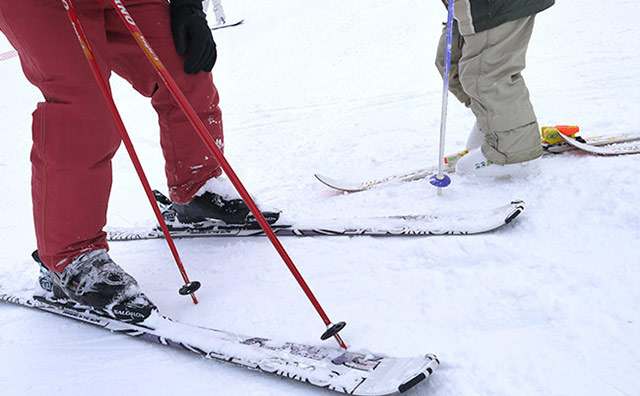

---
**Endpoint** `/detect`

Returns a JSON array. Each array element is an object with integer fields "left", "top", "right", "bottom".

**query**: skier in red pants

[{"left": 0, "top": 0, "right": 276, "bottom": 321}]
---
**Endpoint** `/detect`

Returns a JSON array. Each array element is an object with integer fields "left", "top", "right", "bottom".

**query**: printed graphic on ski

[
  {"left": 315, "top": 131, "right": 640, "bottom": 192},
  {"left": 106, "top": 199, "right": 525, "bottom": 241},
  {"left": 0, "top": 288, "right": 439, "bottom": 395}
]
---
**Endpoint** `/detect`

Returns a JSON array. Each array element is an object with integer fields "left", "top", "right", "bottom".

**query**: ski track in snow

[{"left": 1, "top": 1, "right": 639, "bottom": 395}]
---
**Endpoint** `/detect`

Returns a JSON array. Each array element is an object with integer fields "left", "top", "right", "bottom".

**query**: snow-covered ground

[{"left": 1, "top": 1, "right": 639, "bottom": 395}]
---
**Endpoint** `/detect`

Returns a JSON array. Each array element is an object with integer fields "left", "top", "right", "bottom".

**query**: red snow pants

[{"left": 0, "top": 0, "right": 224, "bottom": 271}]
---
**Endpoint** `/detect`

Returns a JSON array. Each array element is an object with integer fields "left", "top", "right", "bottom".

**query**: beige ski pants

[{"left": 436, "top": 16, "right": 543, "bottom": 164}]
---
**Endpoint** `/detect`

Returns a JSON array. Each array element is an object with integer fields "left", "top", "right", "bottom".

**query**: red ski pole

[
  {"left": 60, "top": 0, "right": 201, "bottom": 304},
  {"left": 105, "top": 0, "right": 347, "bottom": 348}
]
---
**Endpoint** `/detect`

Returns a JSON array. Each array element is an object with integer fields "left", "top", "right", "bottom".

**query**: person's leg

[
  {"left": 106, "top": 0, "right": 279, "bottom": 227},
  {"left": 0, "top": 1, "right": 120, "bottom": 271},
  {"left": 211, "top": 0, "right": 227, "bottom": 26},
  {"left": 458, "top": 16, "right": 542, "bottom": 165},
  {"left": 105, "top": 0, "right": 224, "bottom": 205},
  {"left": 436, "top": 26, "right": 482, "bottom": 150},
  {"left": 435, "top": 27, "right": 470, "bottom": 107}
]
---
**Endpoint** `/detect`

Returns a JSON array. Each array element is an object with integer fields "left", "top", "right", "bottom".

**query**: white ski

[
  {"left": 315, "top": 151, "right": 466, "bottom": 193},
  {"left": 316, "top": 132, "right": 640, "bottom": 192},
  {"left": 211, "top": 19, "right": 244, "bottom": 30},
  {"left": 0, "top": 288, "right": 439, "bottom": 395},
  {"left": 106, "top": 200, "right": 525, "bottom": 241},
  {"left": 558, "top": 132, "right": 640, "bottom": 155},
  {"left": 545, "top": 131, "right": 640, "bottom": 153}
]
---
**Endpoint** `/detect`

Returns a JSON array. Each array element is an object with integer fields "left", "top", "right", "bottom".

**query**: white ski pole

[{"left": 429, "top": 0, "right": 455, "bottom": 195}]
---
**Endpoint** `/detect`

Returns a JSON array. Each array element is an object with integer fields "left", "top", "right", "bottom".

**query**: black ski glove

[{"left": 170, "top": 0, "right": 216, "bottom": 74}]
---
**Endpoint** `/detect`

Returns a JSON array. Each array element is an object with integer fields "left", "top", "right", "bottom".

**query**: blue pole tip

[{"left": 429, "top": 174, "right": 451, "bottom": 188}]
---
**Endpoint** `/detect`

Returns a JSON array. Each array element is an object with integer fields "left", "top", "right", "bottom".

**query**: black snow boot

[
  {"left": 156, "top": 190, "right": 281, "bottom": 229},
  {"left": 33, "top": 250, "right": 156, "bottom": 323}
]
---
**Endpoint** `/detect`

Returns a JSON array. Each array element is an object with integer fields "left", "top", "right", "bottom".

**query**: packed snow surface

[{"left": 1, "top": 1, "right": 639, "bottom": 395}]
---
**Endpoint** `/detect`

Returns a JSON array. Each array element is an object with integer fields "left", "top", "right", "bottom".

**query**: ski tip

[
  {"left": 314, "top": 174, "right": 365, "bottom": 192},
  {"left": 398, "top": 372, "right": 426, "bottom": 393},
  {"left": 559, "top": 132, "right": 640, "bottom": 155},
  {"left": 397, "top": 354, "right": 439, "bottom": 393},
  {"left": 31, "top": 250, "right": 42, "bottom": 264},
  {"left": 152, "top": 189, "right": 172, "bottom": 205},
  {"left": 505, "top": 199, "right": 526, "bottom": 224}
]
